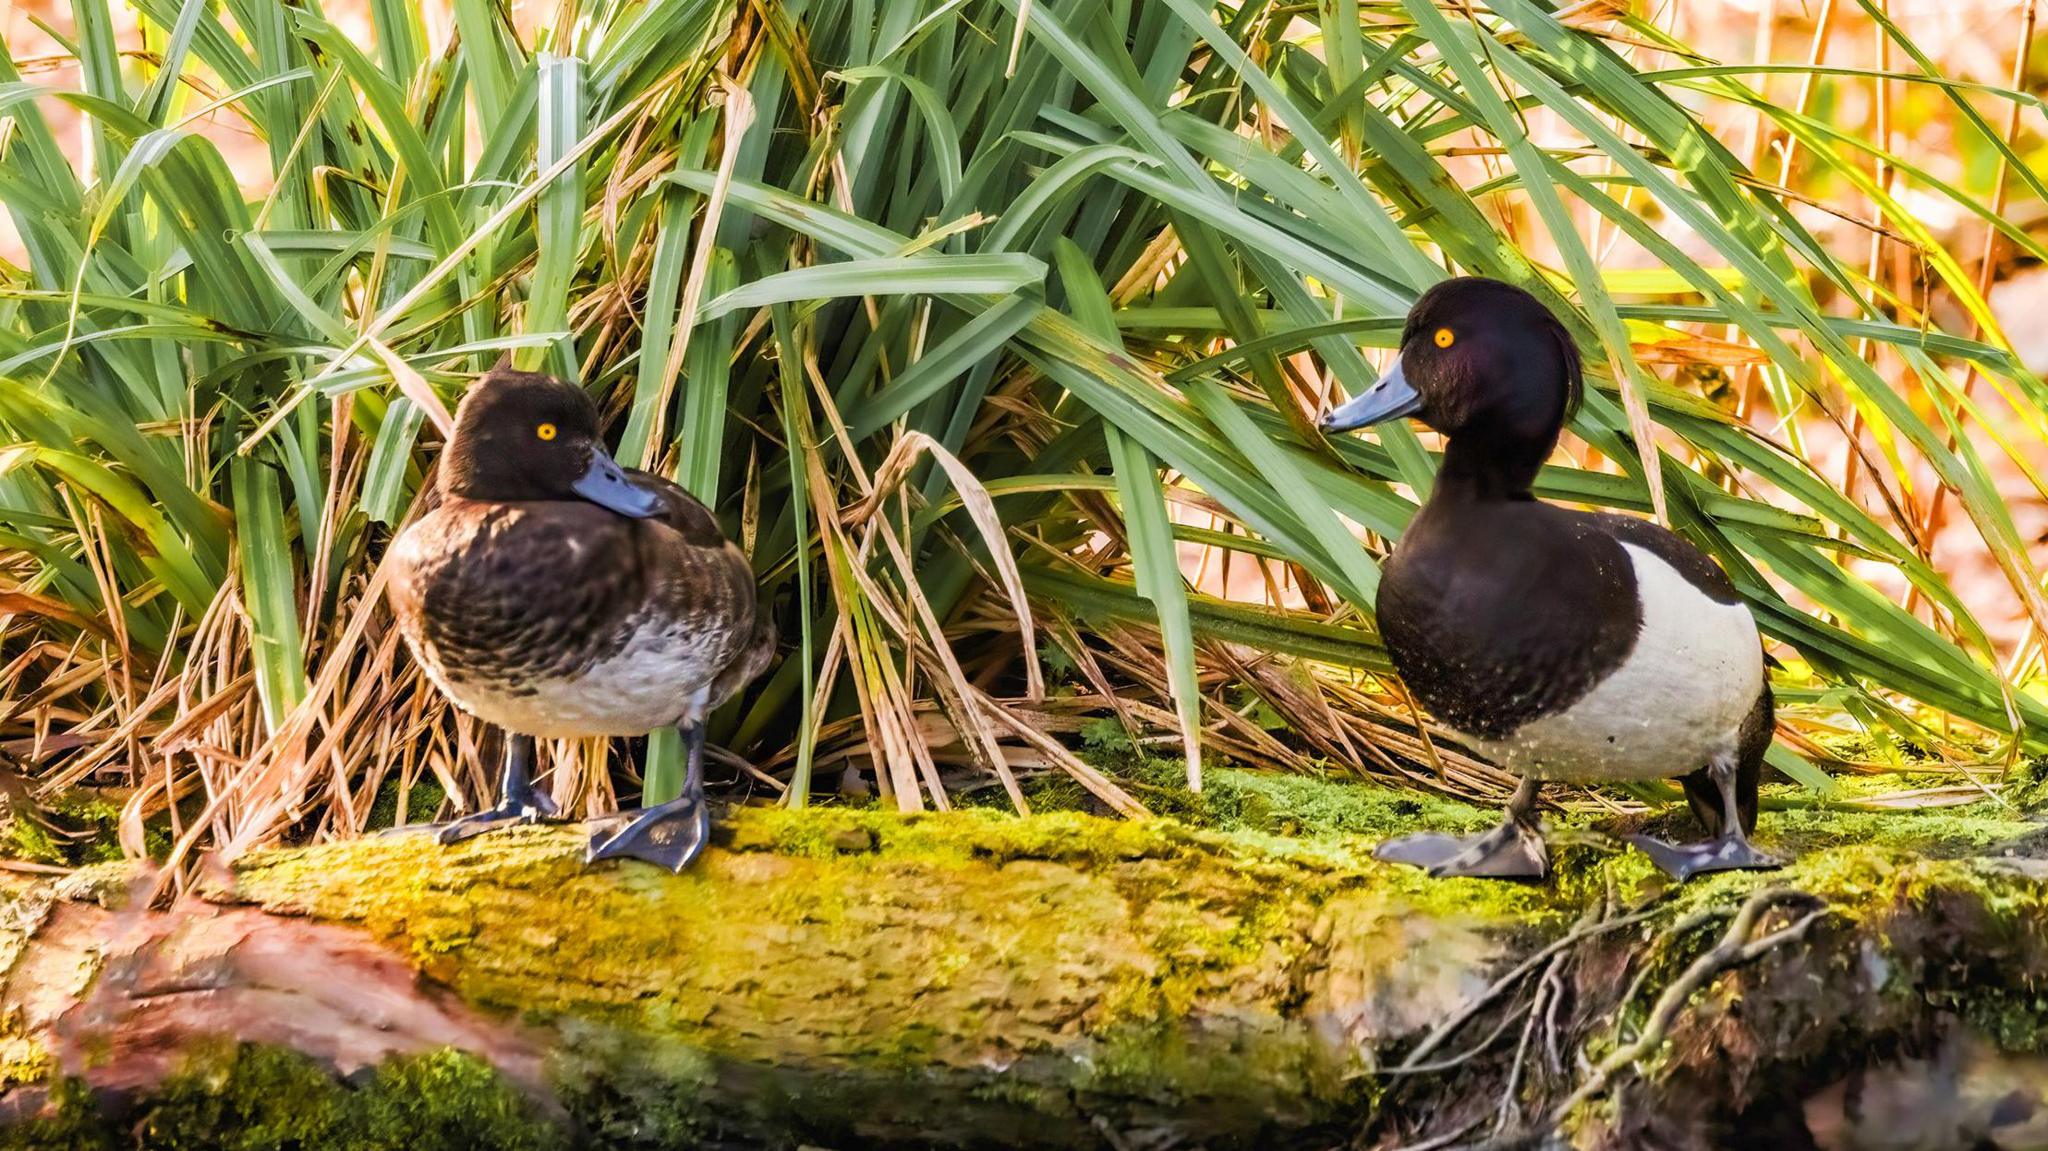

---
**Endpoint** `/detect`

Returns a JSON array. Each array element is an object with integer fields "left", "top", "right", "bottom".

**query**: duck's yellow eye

[
  {"left": 536, "top": 423, "right": 557, "bottom": 441},
  {"left": 1433, "top": 327, "right": 1455, "bottom": 348}
]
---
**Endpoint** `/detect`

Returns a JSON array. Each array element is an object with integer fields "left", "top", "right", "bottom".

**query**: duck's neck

[{"left": 1431, "top": 430, "right": 1555, "bottom": 504}]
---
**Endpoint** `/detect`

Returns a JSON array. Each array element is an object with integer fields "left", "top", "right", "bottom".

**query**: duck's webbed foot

[
  {"left": 585, "top": 793, "right": 711, "bottom": 872},
  {"left": 1375, "top": 777, "right": 1549, "bottom": 879},
  {"left": 1629, "top": 752, "right": 1784, "bottom": 882},
  {"left": 584, "top": 719, "right": 714, "bottom": 873},
  {"left": 1628, "top": 833, "right": 1780, "bottom": 881},
  {"left": 390, "top": 733, "right": 560, "bottom": 843},
  {"left": 434, "top": 787, "right": 560, "bottom": 845},
  {"left": 1376, "top": 822, "right": 1549, "bottom": 878}
]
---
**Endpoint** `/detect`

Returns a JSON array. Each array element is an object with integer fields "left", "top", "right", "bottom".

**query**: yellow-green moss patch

[{"left": 0, "top": 1046, "right": 561, "bottom": 1151}]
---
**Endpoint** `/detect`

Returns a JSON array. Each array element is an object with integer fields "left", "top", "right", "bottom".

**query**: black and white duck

[
  {"left": 1320, "top": 277, "right": 1781, "bottom": 882},
  {"left": 388, "top": 364, "right": 775, "bottom": 871}
]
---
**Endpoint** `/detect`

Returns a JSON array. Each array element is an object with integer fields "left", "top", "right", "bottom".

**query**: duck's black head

[
  {"left": 1322, "top": 277, "right": 1581, "bottom": 443},
  {"left": 441, "top": 365, "right": 662, "bottom": 518}
]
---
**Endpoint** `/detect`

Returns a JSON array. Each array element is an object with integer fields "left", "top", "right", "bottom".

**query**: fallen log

[{"left": 1, "top": 770, "right": 2046, "bottom": 1150}]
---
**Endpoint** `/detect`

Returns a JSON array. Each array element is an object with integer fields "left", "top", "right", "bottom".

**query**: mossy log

[{"left": 4, "top": 772, "right": 2048, "bottom": 1149}]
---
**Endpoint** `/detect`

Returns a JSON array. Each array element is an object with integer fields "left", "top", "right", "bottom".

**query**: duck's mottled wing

[
  {"left": 625, "top": 468, "right": 773, "bottom": 703},
  {"left": 1586, "top": 512, "right": 1742, "bottom": 604},
  {"left": 707, "top": 607, "right": 777, "bottom": 710}
]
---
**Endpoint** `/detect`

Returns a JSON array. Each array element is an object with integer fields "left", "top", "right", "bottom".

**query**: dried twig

[
  {"left": 1546, "top": 889, "right": 1829, "bottom": 1128},
  {"left": 1398, "top": 903, "right": 1662, "bottom": 1072}
]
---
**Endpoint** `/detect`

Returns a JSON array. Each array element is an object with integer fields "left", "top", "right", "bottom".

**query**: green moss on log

[
  {"left": 0, "top": 1046, "right": 560, "bottom": 1151},
  {"left": 219, "top": 792, "right": 1552, "bottom": 1142}
]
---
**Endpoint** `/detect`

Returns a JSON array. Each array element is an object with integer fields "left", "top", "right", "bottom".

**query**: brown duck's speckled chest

[{"left": 388, "top": 498, "right": 759, "bottom": 737}]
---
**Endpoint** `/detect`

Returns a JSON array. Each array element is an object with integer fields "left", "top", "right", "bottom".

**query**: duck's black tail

[{"left": 1679, "top": 685, "right": 1773, "bottom": 836}]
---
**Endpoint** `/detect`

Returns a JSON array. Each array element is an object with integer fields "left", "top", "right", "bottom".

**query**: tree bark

[{"left": 1, "top": 790, "right": 2046, "bottom": 1150}]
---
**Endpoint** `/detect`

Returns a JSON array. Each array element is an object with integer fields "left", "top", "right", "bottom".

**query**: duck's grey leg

[
  {"left": 1375, "top": 776, "right": 1549, "bottom": 879},
  {"left": 585, "top": 721, "right": 711, "bottom": 873},
  {"left": 1630, "top": 753, "right": 1784, "bottom": 881},
  {"left": 433, "top": 733, "right": 560, "bottom": 844}
]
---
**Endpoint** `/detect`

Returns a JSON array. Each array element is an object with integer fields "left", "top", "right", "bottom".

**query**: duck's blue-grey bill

[
  {"left": 1320, "top": 355, "right": 1422, "bottom": 432},
  {"left": 572, "top": 448, "right": 665, "bottom": 518}
]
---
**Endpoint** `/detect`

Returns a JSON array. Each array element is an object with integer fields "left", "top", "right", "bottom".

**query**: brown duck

[{"left": 388, "top": 365, "right": 774, "bottom": 871}]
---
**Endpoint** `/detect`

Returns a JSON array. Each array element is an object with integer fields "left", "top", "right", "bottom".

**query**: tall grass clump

[{"left": 0, "top": 0, "right": 2043, "bottom": 870}]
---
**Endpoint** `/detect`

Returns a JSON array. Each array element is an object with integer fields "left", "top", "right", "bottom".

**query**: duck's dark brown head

[
  {"left": 1321, "top": 277, "right": 1582, "bottom": 444},
  {"left": 441, "top": 365, "right": 662, "bottom": 518}
]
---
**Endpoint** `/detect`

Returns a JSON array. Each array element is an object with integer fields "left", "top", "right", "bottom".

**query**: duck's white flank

[
  {"left": 418, "top": 613, "right": 732, "bottom": 739},
  {"left": 1464, "top": 543, "right": 1762, "bottom": 783}
]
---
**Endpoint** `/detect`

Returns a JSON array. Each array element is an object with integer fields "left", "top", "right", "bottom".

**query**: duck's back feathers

[{"left": 1586, "top": 511, "right": 1743, "bottom": 605}]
